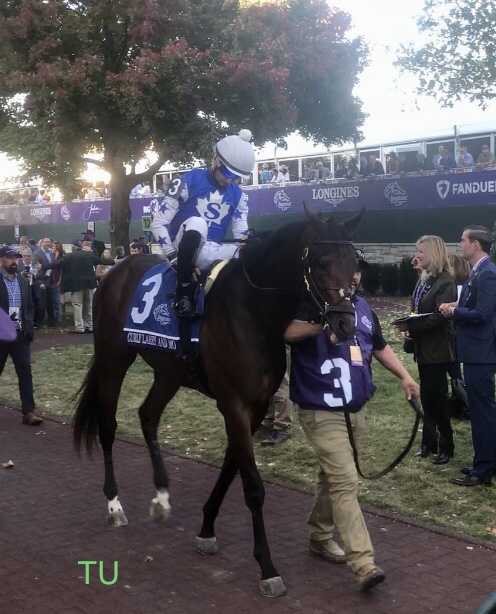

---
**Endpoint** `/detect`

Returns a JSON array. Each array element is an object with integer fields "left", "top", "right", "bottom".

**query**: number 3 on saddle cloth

[{"left": 123, "top": 262, "right": 204, "bottom": 357}]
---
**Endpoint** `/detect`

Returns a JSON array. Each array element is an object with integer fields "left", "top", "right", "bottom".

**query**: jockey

[{"left": 150, "top": 129, "right": 256, "bottom": 317}]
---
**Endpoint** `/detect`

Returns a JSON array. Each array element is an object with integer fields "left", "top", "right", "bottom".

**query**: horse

[{"left": 72, "top": 210, "right": 361, "bottom": 598}]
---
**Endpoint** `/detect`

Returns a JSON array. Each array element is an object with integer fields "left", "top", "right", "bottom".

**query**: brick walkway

[{"left": 1, "top": 329, "right": 495, "bottom": 613}]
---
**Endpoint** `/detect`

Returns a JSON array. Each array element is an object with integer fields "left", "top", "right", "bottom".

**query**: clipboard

[{"left": 391, "top": 313, "right": 434, "bottom": 325}]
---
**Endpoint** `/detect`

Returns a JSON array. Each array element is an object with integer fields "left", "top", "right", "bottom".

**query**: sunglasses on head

[{"left": 355, "top": 248, "right": 365, "bottom": 260}]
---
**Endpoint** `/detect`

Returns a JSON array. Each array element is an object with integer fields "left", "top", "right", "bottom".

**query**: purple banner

[{"left": 1, "top": 169, "right": 496, "bottom": 226}]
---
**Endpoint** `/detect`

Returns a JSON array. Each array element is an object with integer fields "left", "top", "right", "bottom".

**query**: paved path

[
  {"left": 1, "top": 327, "right": 495, "bottom": 613},
  {"left": 1, "top": 401, "right": 495, "bottom": 614}
]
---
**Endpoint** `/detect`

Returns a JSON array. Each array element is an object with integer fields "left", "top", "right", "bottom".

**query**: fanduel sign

[{"left": 436, "top": 179, "right": 496, "bottom": 200}]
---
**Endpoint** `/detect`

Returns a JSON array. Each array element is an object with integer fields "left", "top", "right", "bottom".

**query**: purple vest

[{"left": 290, "top": 296, "right": 376, "bottom": 412}]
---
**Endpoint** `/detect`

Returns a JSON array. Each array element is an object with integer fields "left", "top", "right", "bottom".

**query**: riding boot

[{"left": 174, "top": 230, "right": 201, "bottom": 317}]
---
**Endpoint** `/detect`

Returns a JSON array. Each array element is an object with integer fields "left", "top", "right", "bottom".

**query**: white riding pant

[{"left": 174, "top": 217, "right": 240, "bottom": 270}]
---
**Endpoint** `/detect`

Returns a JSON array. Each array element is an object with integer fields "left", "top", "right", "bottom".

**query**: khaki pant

[
  {"left": 263, "top": 348, "right": 293, "bottom": 432},
  {"left": 71, "top": 289, "right": 93, "bottom": 333},
  {"left": 298, "top": 407, "right": 374, "bottom": 572}
]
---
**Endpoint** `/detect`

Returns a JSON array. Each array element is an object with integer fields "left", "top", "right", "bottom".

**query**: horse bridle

[
  {"left": 301, "top": 240, "right": 356, "bottom": 333},
  {"left": 242, "top": 239, "right": 356, "bottom": 337}
]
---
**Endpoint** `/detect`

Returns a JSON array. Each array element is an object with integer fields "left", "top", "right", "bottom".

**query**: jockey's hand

[
  {"left": 238, "top": 234, "right": 249, "bottom": 249},
  {"left": 192, "top": 267, "right": 201, "bottom": 282},
  {"left": 166, "top": 250, "right": 178, "bottom": 269}
]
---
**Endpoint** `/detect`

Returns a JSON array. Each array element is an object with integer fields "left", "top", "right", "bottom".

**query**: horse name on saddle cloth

[{"left": 123, "top": 262, "right": 204, "bottom": 356}]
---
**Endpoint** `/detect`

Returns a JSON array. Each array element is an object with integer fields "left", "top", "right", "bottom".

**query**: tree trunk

[{"left": 108, "top": 180, "right": 132, "bottom": 253}]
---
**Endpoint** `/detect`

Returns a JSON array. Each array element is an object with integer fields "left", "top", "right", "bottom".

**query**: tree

[
  {"left": 0, "top": 0, "right": 368, "bottom": 249},
  {"left": 396, "top": 0, "right": 496, "bottom": 106}
]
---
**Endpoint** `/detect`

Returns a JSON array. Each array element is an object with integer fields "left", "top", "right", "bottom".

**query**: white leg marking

[
  {"left": 149, "top": 489, "right": 171, "bottom": 522},
  {"left": 107, "top": 497, "right": 128, "bottom": 527}
]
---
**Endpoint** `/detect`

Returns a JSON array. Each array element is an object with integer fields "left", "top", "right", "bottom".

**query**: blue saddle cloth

[{"left": 123, "top": 262, "right": 203, "bottom": 357}]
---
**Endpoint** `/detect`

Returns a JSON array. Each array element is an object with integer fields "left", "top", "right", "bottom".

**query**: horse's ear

[
  {"left": 342, "top": 209, "right": 365, "bottom": 236},
  {"left": 303, "top": 202, "right": 324, "bottom": 229}
]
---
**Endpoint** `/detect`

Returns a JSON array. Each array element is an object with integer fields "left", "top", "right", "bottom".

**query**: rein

[{"left": 345, "top": 398, "right": 423, "bottom": 480}]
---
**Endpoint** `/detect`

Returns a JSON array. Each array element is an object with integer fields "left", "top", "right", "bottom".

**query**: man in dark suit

[
  {"left": 440, "top": 225, "right": 496, "bottom": 486},
  {"left": 0, "top": 245, "right": 43, "bottom": 425},
  {"left": 32, "top": 236, "right": 60, "bottom": 326}
]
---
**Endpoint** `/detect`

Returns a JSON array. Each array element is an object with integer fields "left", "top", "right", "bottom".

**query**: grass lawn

[{"left": 1, "top": 309, "right": 495, "bottom": 543}]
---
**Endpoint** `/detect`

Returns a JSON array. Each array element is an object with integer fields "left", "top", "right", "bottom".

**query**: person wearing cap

[
  {"left": 275, "top": 164, "right": 290, "bottom": 183},
  {"left": 150, "top": 129, "right": 256, "bottom": 316},
  {"left": 0, "top": 245, "right": 42, "bottom": 425},
  {"left": 81, "top": 229, "right": 105, "bottom": 257},
  {"left": 394, "top": 235, "right": 457, "bottom": 465},
  {"left": 283, "top": 250, "right": 419, "bottom": 592}
]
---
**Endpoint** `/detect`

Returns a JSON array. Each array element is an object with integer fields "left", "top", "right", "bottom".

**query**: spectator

[
  {"left": 139, "top": 182, "right": 151, "bottom": 196},
  {"left": 28, "top": 239, "right": 39, "bottom": 254},
  {"left": 85, "top": 187, "right": 101, "bottom": 199},
  {"left": 19, "top": 236, "right": 29, "bottom": 249},
  {"left": 316, "top": 161, "right": 332, "bottom": 180},
  {"left": 285, "top": 251, "right": 419, "bottom": 591},
  {"left": 275, "top": 164, "right": 290, "bottom": 183},
  {"left": 34, "top": 189, "right": 44, "bottom": 203},
  {"left": 448, "top": 253, "right": 470, "bottom": 299},
  {"left": 130, "top": 243, "right": 144, "bottom": 255},
  {"left": 432, "top": 144, "right": 445, "bottom": 167},
  {"left": 476, "top": 144, "right": 496, "bottom": 169},
  {"left": 416, "top": 154, "right": 435, "bottom": 172},
  {"left": 130, "top": 183, "right": 142, "bottom": 196},
  {"left": 138, "top": 237, "right": 151, "bottom": 254},
  {"left": 81, "top": 229, "right": 105, "bottom": 257},
  {"left": 59, "top": 239, "right": 101, "bottom": 334},
  {"left": 334, "top": 160, "right": 347, "bottom": 179},
  {"left": 115, "top": 246, "right": 126, "bottom": 260},
  {"left": 96, "top": 248, "right": 115, "bottom": 280},
  {"left": 270, "top": 167, "right": 278, "bottom": 182},
  {"left": 457, "top": 146, "right": 474, "bottom": 168},
  {"left": 0, "top": 245, "right": 42, "bottom": 425},
  {"left": 388, "top": 152, "right": 400, "bottom": 174},
  {"left": 347, "top": 157, "right": 360, "bottom": 178},
  {"left": 395, "top": 236, "right": 457, "bottom": 465},
  {"left": 51, "top": 241, "right": 66, "bottom": 318},
  {"left": 302, "top": 164, "right": 318, "bottom": 182},
  {"left": 259, "top": 163, "right": 273, "bottom": 184},
  {"left": 33, "top": 237, "right": 60, "bottom": 327},
  {"left": 368, "top": 155, "right": 385, "bottom": 175},
  {"left": 437, "top": 149, "right": 457, "bottom": 171},
  {"left": 398, "top": 153, "right": 417, "bottom": 173},
  {"left": 440, "top": 225, "right": 496, "bottom": 486},
  {"left": 359, "top": 156, "right": 370, "bottom": 176}
]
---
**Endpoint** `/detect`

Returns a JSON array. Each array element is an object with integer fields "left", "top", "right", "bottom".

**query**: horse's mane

[{"left": 240, "top": 219, "right": 315, "bottom": 270}]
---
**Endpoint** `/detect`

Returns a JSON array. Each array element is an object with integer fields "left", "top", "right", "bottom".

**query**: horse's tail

[{"left": 72, "top": 356, "right": 100, "bottom": 453}]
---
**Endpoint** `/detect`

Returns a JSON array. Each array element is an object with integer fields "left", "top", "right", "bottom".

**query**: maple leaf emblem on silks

[{"left": 196, "top": 191, "right": 231, "bottom": 226}]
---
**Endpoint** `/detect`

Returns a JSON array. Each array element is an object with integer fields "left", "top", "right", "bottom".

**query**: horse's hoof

[
  {"left": 259, "top": 576, "right": 286, "bottom": 598},
  {"left": 107, "top": 511, "right": 128, "bottom": 527},
  {"left": 149, "top": 498, "right": 171, "bottom": 523},
  {"left": 196, "top": 536, "right": 219, "bottom": 555}
]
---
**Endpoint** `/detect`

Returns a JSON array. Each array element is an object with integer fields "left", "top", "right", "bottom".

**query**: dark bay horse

[{"left": 73, "top": 211, "right": 360, "bottom": 597}]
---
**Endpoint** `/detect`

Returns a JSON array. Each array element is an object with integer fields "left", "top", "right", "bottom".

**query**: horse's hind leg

[
  {"left": 197, "top": 448, "right": 238, "bottom": 554},
  {"left": 139, "top": 368, "right": 181, "bottom": 523},
  {"left": 98, "top": 355, "right": 135, "bottom": 527}
]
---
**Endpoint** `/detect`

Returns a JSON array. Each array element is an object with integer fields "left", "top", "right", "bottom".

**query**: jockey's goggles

[{"left": 219, "top": 165, "right": 241, "bottom": 181}]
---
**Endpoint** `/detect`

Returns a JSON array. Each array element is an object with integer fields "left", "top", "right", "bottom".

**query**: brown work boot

[
  {"left": 22, "top": 412, "right": 43, "bottom": 426},
  {"left": 355, "top": 563, "right": 385, "bottom": 591},
  {"left": 309, "top": 539, "right": 346, "bottom": 564}
]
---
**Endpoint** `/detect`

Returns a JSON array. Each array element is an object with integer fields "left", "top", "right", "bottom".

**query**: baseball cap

[
  {"left": 355, "top": 248, "right": 369, "bottom": 270},
  {"left": 72, "top": 239, "right": 81, "bottom": 247},
  {"left": 81, "top": 229, "right": 95, "bottom": 235},
  {"left": 0, "top": 245, "right": 22, "bottom": 258}
]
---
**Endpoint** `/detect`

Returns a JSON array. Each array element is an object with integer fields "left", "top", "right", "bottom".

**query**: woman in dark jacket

[{"left": 395, "top": 235, "right": 457, "bottom": 465}]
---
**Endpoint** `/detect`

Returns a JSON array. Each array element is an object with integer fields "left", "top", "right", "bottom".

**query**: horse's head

[{"left": 302, "top": 209, "right": 362, "bottom": 342}]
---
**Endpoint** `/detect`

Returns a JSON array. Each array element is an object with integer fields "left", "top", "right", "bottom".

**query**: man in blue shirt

[
  {"left": 150, "top": 129, "right": 256, "bottom": 316},
  {"left": 284, "top": 252, "right": 419, "bottom": 591}
]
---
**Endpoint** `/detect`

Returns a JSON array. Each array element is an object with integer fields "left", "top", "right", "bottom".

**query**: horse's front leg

[
  {"left": 225, "top": 412, "right": 286, "bottom": 598},
  {"left": 197, "top": 448, "right": 238, "bottom": 554}
]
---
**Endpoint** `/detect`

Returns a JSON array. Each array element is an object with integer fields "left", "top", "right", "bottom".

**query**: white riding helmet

[{"left": 215, "top": 129, "right": 256, "bottom": 179}]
